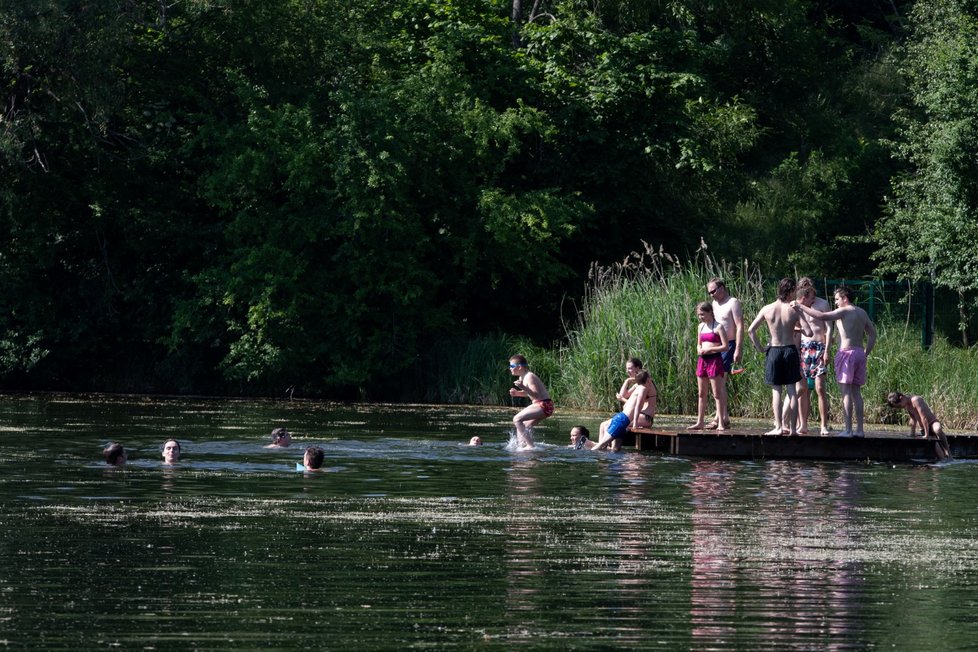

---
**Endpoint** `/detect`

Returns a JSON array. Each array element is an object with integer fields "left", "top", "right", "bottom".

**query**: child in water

[{"left": 508, "top": 354, "right": 554, "bottom": 450}]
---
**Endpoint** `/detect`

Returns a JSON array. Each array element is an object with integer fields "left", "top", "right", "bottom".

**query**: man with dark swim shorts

[{"left": 748, "top": 278, "right": 812, "bottom": 436}]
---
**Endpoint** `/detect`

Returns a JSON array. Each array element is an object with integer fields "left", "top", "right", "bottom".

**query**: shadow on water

[{"left": 2, "top": 394, "right": 978, "bottom": 649}]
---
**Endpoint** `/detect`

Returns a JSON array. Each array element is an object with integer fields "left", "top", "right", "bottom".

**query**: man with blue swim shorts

[
  {"left": 594, "top": 371, "right": 654, "bottom": 451},
  {"left": 708, "top": 278, "right": 743, "bottom": 428}
]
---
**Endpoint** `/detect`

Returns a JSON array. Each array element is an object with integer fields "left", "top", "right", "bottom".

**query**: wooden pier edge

[{"left": 627, "top": 427, "right": 978, "bottom": 462}]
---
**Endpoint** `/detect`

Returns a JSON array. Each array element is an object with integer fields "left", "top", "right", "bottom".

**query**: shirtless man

[
  {"left": 794, "top": 285, "right": 876, "bottom": 437},
  {"left": 886, "top": 391, "right": 952, "bottom": 461},
  {"left": 708, "top": 278, "right": 744, "bottom": 428},
  {"left": 508, "top": 354, "right": 554, "bottom": 449},
  {"left": 795, "top": 279, "right": 833, "bottom": 435},
  {"left": 594, "top": 371, "right": 653, "bottom": 451},
  {"left": 748, "top": 278, "right": 812, "bottom": 436}
]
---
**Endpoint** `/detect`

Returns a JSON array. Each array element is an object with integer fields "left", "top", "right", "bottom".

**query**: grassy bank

[{"left": 427, "top": 244, "right": 978, "bottom": 430}]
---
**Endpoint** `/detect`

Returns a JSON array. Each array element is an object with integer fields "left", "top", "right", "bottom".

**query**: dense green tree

[{"left": 874, "top": 0, "right": 978, "bottom": 344}]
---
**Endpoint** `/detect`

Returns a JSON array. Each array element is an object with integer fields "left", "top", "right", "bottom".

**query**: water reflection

[
  {"left": 689, "top": 461, "right": 867, "bottom": 650},
  {"left": 3, "top": 396, "right": 978, "bottom": 649}
]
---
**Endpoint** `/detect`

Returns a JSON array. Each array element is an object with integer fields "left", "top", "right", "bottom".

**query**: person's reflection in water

[
  {"left": 503, "top": 458, "right": 544, "bottom": 631},
  {"left": 689, "top": 461, "right": 740, "bottom": 644},
  {"left": 753, "top": 463, "right": 863, "bottom": 648}
]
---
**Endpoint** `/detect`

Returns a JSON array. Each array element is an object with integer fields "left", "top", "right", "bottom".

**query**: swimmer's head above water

[
  {"left": 469, "top": 436, "right": 482, "bottom": 446},
  {"left": 570, "top": 426, "right": 590, "bottom": 449},
  {"left": 268, "top": 428, "right": 292, "bottom": 448}
]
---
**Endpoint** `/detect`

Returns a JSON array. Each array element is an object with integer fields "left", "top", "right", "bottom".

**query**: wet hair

[
  {"left": 304, "top": 446, "right": 325, "bottom": 469},
  {"left": 271, "top": 427, "right": 291, "bottom": 442},
  {"left": 509, "top": 354, "right": 528, "bottom": 366},
  {"left": 103, "top": 443, "right": 126, "bottom": 465},
  {"left": 571, "top": 425, "right": 590, "bottom": 439},
  {"left": 834, "top": 285, "right": 854, "bottom": 302},
  {"left": 571, "top": 425, "right": 590, "bottom": 449},
  {"left": 162, "top": 439, "right": 181, "bottom": 452},
  {"left": 887, "top": 392, "right": 906, "bottom": 408},
  {"left": 634, "top": 371, "right": 650, "bottom": 386},
  {"left": 697, "top": 301, "right": 713, "bottom": 314},
  {"left": 627, "top": 357, "right": 643, "bottom": 369},
  {"left": 777, "top": 277, "right": 796, "bottom": 302}
]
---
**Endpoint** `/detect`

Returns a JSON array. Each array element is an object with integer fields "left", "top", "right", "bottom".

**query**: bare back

[{"left": 758, "top": 300, "right": 803, "bottom": 346}]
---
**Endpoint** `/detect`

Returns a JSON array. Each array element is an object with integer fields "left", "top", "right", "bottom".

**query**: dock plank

[{"left": 629, "top": 427, "right": 978, "bottom": 462}]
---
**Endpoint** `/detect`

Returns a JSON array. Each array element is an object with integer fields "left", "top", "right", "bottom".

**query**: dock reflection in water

[{"left": 1, "top": 395, "right": 978, "bottom": 649}]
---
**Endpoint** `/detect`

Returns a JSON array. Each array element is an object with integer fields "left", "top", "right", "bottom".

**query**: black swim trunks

[{"left": 764, "top": 345, "right": 802, "bottom": 386}]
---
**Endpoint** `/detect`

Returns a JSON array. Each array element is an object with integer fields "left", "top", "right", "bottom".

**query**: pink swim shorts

[{"left": 834, "top": 347, "right": 867, "bottom": 386}]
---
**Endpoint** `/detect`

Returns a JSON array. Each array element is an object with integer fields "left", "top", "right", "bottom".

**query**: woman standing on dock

[{"left": 688, "top": 303, "right": 729, "bottom": 431}]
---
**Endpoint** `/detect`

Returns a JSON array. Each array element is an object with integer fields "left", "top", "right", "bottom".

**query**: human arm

[
  {"left": 865, "top": 319, "right": 877, "bottom": 357},
  {"left": 616, "top": 377, "right": 635, "bottom": 403},
  {"left": 732, "top": 299, "right": 745, "bottom": 362},
  {"left": 747, "top": 311, "right": 766, "bottom": 352}
]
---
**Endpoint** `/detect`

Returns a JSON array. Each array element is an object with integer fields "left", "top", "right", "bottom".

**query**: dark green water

[{"left": 2, "top": 394, "right": 977, "bottom": 650}]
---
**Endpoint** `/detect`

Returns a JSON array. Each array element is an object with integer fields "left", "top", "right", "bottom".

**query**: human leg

[
  {"left": 838, "top": 383, "right": 854, "bottom": 436},
  {"left": 796, "top": 380, "right": 810, "bottom": 433},
  {"left": 688, "top": 376, "right": 709, "bottom": 429},
  {"left": 852, "top": 387, "right": 865, "bottom": 436},
  {"left": 766, "top": 386, "right": 784, "bottom": 435},
  {"left": 931, "top": 422, "right": 952, "bottom": 461},
  {"left": 814, "top": 375, "right": 830, "bottom": 434},
  {"left": 513, "top": 404, "right": 546, "bottom": 448},
  {"left": 784, "top": 383, "right": 799, "bottom": 435},
  {"left": 710, "top": 376, "right": 727, "bottom": 431}
]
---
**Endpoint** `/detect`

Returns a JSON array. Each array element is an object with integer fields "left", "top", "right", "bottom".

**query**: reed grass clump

[{"left": 555, "top": 241, "right": 769, "bottom": 417}]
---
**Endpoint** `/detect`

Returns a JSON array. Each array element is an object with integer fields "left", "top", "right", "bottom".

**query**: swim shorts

[
  {"left": 835, "top": 347, "right": 867, "bottom": 386},
  {"left": 800, "top": 338, "right": 827, "bottom": 378},
  {"left": 534, "top": 399, "right": 555, "bottom": 417},
  {"left": 607, "top": 412, "right": 630, "bottom": 438},
  {"left": 720, "top": 340, "right": 736, "bottom": 373},
  {"left": 696, "top": 353, "right": 725, "bottom": 378},
  {"left": 764, "top": 345, "right": 802, "bottom": 386}
]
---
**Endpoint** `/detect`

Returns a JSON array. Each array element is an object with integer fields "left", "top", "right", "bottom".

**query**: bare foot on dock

[
  {"left": 717, "top": 426, "right": 728, "bottom": 432},
  {"left": 797, "top": 428, "right": 808, "bottom": 435},
  {"left": 853, "top": 431, "right": 865, "bottom": 438},
  {"left": 687, "top": 423, "right": 706, "bottom": 430},
  {"left": 765, "top": 427, "right": 783, "bottom": 435},
  {"left": 820, "top": 428, "right": 831, "bottom": 436},
  {"left": 837, "top": 430, "right": 853, "bottom": 438}
]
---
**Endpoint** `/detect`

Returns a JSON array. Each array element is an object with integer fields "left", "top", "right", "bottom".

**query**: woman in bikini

[{"left": 688, "top": 302, "right": 729, "bottom": 431}]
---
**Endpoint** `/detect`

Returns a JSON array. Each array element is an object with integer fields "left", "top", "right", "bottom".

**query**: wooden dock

[{"left": 627, "top": 427, "right": 978, "bottom": 462}]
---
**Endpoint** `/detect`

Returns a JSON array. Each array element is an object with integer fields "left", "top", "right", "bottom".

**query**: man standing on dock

[
  {"left": 796, "top": 279, "right": 833, "bottom": 435},
  {"left": 748, "top": 278, "right": 812, "bottom": 436},
  {"left": 708, "top": 278, "right": 744, "bottom": 429},
  {"left": 794, "top": 286, "right": 876, "bottom": 438}
]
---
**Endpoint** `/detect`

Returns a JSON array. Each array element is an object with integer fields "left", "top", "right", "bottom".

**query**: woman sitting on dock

[{"left": 615, "top": 357, "right": 658, "bottom": 427}]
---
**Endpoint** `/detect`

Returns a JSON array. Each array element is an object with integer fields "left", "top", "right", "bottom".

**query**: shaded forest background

[{"left": 2, "top": 0, "right": 977, "bottom": 400}]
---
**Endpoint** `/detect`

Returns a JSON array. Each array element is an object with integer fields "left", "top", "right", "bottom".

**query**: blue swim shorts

[{"left": 607, "top": 412, "right": 631, "bottom": 439}]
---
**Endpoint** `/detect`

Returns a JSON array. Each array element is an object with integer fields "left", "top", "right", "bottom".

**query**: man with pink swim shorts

[{"left": 794, "top": 285, "right": 876, "bottom": 438}]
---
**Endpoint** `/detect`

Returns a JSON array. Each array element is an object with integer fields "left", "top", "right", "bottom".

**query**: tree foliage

[
  {"left": 874, "top": 0, "right": 978, "bottom": 342},
  {"left": 0, "top": 0, "right": 928, "bottom": 397}
]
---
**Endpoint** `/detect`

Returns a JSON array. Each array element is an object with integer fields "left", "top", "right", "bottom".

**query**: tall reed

[{"left": 556, "top": 241, "right": 769, "bottom": 416}]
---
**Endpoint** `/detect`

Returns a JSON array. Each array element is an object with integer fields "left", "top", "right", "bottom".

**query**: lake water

[{"left": 2, "top": 394, "right": 977, "bottom": 650}]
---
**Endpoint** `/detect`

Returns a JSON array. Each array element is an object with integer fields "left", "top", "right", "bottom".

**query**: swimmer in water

[
  {"left": 265, "top": 427, "right": 292, "bottom": 448},
  {"left": 302, "top": 446, "right": 325, "bottom": 471},
  {"left": 161, "top": 439, "right": 181, "bottom": 464},
  {"left": 103, "top": 442, "right": 127, "bottom": 466},
  {"left": 469, "top": 436, "right": 482, "bottom": 446},
  {"left": 569, "top": 425, "right": 595, "bottom": 450}
]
